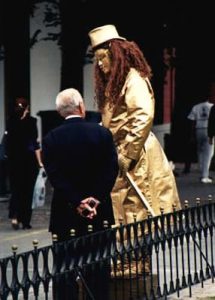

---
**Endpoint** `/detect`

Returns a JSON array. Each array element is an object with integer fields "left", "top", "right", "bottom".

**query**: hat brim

[{"left": 92, "top": 37, "right": 126, "bottom": 50}]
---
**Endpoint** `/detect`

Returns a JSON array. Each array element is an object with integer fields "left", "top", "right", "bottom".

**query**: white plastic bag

[{"left": 32, "top": 168, "right": 47, "bottom": 209}]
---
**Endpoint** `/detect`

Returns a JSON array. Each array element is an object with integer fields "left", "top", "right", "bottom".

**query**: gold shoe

[
  {"left": 111, "top": 260, "right": 144, "bottom": 279},
  {"left": 111, "top": 256, "right": 151, "bottom": 279}
]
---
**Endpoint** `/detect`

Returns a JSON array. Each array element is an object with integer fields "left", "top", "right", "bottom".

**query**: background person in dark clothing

[
  {"left": 5, "top": 97, "right": 43, "bottom": 230},
  {"left": 208, "top": 104, "right": 215, "bottom": 145},
  {"left": 208, "top": 103, "right": 215, "bottom": 171},
  {"left": 42, "top": 88, "right": 119, "bottom": 300}
]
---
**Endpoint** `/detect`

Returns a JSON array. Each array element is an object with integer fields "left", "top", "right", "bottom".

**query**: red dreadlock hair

[{"left": 93, "top": 39, "right": 152, "bottom": 111}]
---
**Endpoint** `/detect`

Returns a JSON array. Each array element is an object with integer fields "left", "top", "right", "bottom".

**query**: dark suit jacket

[{"left": 42, "top": 117, "right": 118, "bottom": 238}]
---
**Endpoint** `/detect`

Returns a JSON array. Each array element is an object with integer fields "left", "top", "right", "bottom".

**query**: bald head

[{"left": 56, "top": 88, "right": 86, "bottom": 118}]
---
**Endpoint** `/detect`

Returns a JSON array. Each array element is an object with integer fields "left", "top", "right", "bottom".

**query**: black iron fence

[{"left": 0, "top": 200, "right": 215, "bottom": 299}]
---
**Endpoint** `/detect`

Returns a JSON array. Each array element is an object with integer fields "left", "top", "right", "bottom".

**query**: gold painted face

[{"left": 94, "top": 49, "right": 111, "bottom": 74}]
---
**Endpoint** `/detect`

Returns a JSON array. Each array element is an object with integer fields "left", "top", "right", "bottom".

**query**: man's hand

[{"left": 76, "top": 197, "right": 100, "bottom": 219}]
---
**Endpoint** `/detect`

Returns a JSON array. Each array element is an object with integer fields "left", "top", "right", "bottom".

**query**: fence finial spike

[
  {"left": 208, "top": 194, "right": 212, "bottom": 202},
  {"left": 103, "top": 220, "right": 109, "bottom": 229},
  {"left": 172, "top": 203, "right": 177, "bottom": 212},
  {"left": 88, "top": 224, "right": 93, "bottom": 233},
  {"left": 184, "top": 200, "right": 189, "bottom": 208},
  {"left": 196, "top": 197, "right": 201, "bottom": 206},
  {"left": 11, "top": 244, "right": 18, "bottom": 255},
  {"left": 33, "top": 239, "right": 39, "bottom": 249},
  {"left": 119, "top": 218, "right": 123, "bottom": 226},
  {"left": 70, "top": 229, "right": 76, "bottom": 237},
  {"left": 160, "top": 207, "right": 164, "bottom": 215},
  {"left": 52, "top": 234, "right": 58, "bottom": 242}
]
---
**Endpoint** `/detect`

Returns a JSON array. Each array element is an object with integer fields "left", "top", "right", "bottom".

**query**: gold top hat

[{"left": 88, "top": 24, "right": 126, "bottom": 49}]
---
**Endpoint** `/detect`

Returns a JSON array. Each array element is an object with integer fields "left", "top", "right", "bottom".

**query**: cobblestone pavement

[
  {"left": 167, "top": 279, "right": 215, "bottom": 300},
  {"left": 1, "top": 163, "right": 215, "bottom": 299}
]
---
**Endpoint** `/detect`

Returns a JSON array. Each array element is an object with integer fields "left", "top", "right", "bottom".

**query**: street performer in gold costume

[
  {"left": 88, "top": 24, "right": 182, "bottom": 276},
  {"left": 88, "top": 25, "right": 181, "bottom": 229}
]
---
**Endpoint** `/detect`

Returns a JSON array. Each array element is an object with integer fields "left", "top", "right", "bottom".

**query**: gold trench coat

[{"left": 102, "top": 68, "right": 181, "bottom": 226}]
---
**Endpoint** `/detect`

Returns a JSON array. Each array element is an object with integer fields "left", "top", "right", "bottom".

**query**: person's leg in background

[
  {"left": 197, "top": 129, "right": 214, "bottom": 182},
  {"left": 201, "top": 130, "right": 214, "bottom": 181}
]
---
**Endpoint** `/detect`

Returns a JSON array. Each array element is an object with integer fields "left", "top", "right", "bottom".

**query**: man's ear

[{"left": 79, "top": 102, "right": 86, "bottom": 118}]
